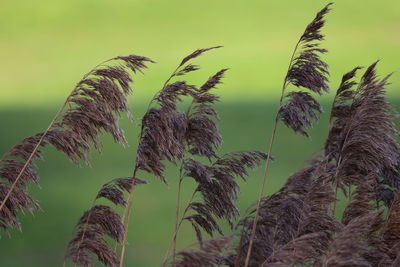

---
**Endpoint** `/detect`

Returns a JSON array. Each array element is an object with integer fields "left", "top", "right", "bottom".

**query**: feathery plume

[
  {"left": 65, "top": 205, "right": 123, "bottom": 267},
  {"left": 120, "top": 47, "right": 228, "bottom": 267},
  {"left": 330, "top": 62, "right": 399, "bottom": 206},
  {"left": 96, "top": 177, "right": 147, "bottom": 207},
  {"left": 372, "top": 192, "right": 400, "bottom": 266},
  {"left": 0, "top": 54, "right": 153, "bottom": 235},
  {"left": 65, "top": 177, "right": 147, "bottom": 267},
  {"left": 325, "top": 66, "right": 363, "bottom": 162},
  {"left": 320, "top": 213, "right": 382, "bottom": 267},
  {"left": 168, "top": 236, "right": 233, "bottom": 267},
  {"left": 277, "top": 3, "right": 332, "bottom": 137},
  {"left": 244, "top": 4, "right": 333, "bottom": 266},
  {"left": 235, "top": 161, "right": 340, "bottom": 266},
  {"left": 183, "top": 151, "right": 270, "bottom": 243}
]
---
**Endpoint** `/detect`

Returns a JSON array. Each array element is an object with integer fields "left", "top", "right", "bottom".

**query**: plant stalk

[
  {"left": 0, "top": 58, "right": 112, "bottom": 214},
  {"left": 241, "top": 39, "right": 301, "bottom": 267},
  {"left": 118, "top": 166, "right": 140, "bottom": 267},
  {"left": 118, "top": 65, "right": 183, "bottom": 266},
  {"left": 243, "top": 116, "right": 279, "bottom": 267},
  {"left": 172, "top": 164, "right": 185, "bottom": 265},
  {"left": 0, "top": 97, "right": 71, "bottom": 213},
  {"left": 161, "top": 191, "right": 196, "bottom": 266}
]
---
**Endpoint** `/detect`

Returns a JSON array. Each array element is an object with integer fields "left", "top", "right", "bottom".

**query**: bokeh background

[{"left": 0, "top": 0, "right": 399, "bottom": 266}]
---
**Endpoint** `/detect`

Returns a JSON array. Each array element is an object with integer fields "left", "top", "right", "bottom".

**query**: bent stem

[
  {"left": 69, "top": 199, "right": 96, "bottom": 267},
  {"left": 242, "top": 116, "right": 279, "bottom": 267},
  {"left": 0, "top": 58, "right": 112, "bottom": 214},
  {"left": 331, "top": 114, "right": 355, "bottom": 215},
  {"left": 118, "top": 164, "right": 140, "bottom": 267},
  {"left": 114, "top": 158, "right": 141, "bottom": 256},
  {"left": 162, "top": 191, "right": 196, "bottom": 266},
  {"left": 234, "top": 234, "right": 245, "bottom": 267},
  {"left": 162, "top": 103, "right": 195, "bottom": 265},
  {"left": 0, "top": 98, "right": 70, "bottom": 213},
  {"left": 172, "top": 163, "right": 185, "bottom": 265},
  {"left": 118, "top": 66, "right": 183, "bottom": 266},
  {"left": 241, "top": 40, "right": 301, "bottom": 267}
]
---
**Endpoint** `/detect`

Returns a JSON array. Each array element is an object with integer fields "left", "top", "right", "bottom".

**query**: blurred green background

[{"left": 0, "top": 0, "right": 399, "bottom": 266}]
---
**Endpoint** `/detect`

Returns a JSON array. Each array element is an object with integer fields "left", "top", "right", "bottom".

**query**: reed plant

[{"left": 0, "top": 2, "right": 399, "bottom": 267}]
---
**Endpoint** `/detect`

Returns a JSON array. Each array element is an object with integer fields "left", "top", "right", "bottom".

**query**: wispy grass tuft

[
  {"left": 0, "top": 54, "right": 153, "bottom": 236},
  {"left": 2, "top": 3, "right": 400, "bottom": 267}
]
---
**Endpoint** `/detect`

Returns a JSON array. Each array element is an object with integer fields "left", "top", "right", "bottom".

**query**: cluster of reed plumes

[{"left": 1, "top": 2, "right": 399, "bottom": 267}]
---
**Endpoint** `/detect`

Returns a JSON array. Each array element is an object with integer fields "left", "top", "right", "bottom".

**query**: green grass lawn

[
  {"left": 1, "top": 99, "right": 395, "bottom": 266},
  {"left": 0, "top": 0, "right": 399, "bottom": 266}
]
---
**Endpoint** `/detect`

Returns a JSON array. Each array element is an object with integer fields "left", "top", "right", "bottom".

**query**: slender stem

[
  {"left": 0, "top": 57, "right": 113, "bottom": 214},
  {"left": 332, "top": 157, "right": 342, "bottom": 215},
  {"left": 114, "top": 164, "right": 140, "bottom": 255},
  {"left": 331, "top": 79, "right": 364, "bottom": 214},
  {"left": 234, "top": 233, "right": 245, "bottom": 267},
  {"left": 172, "top": 163, "right": 185, "bottom": 265},
  {"left": 118, "top": 64, "right": 183, "bottom": 266},
  {"left": 146, "top": 65, "right": 181, "bottom": 112},
  {"left": 161, "top": 100, "right": 195, "bottom": 266},
  {"left": 332, "top": 182, "right": 339, "bottom": 215},
  {"left": 71, "top": 199, "right": 96, "bottom": 267},
  {"left": 241, "top": 39, "right": 301, "bottom": 267},
  {"left": 161, "top": 191, "right": 196, "bottom": 266},
  {"left": 118, "top": 166, "right": 139, "bottom": 267},
  {"left": 332, "top": 120, "right": 353, "bottom": 215},
  {"left": 243, "top": 116, "right": 279, "bottom": 267},
  {"left": 376, "top": 198, "right": 398, "bottom": 266},
  {"left": 328, "top": 96, "right": 340, "bottom": 215},
  {"left": 0, "top": 98, "right": 70, "bottom": 213}
]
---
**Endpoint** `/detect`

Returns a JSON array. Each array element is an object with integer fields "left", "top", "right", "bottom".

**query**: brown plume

[
  {"left": 135, "top": 47, "right": 224, "bottom": 183},
  {"left": 277, "top": 3, "right": 332, "bottom": 137},
  {"left": 65, "top": 205, "right": 124, "bottom": 267},
  {"left": 234, "top": 161, "right": 339, "bottom": 266},
  {"left": 184, "top": 151, "right": 270, "bottom": 243},
  {"left": 244, "top": 4, "right": 333, "bottom": 266},
  {"left": 329, "top": 62, "right": 399, "bottom": 205},
  {"left": 0, "top": 54, "right": 153, "bottom": 235},
  {"left": 325, "top": 66, "right": 363, "bottom": 162},
  {"left": 114, "top": 47, "right": 232, "bottom": 266},
  {"left": 168, "top": 236, "right": 233, "bottom": 267},
  {"left": 65, "top": 177, "right": 147, "bottom": 267},
  {"left": 320, "top": 212, "right": 383, "bottom": 267},
  {"left": 371, "top": 192, "right": 400, "bottom": 266}
]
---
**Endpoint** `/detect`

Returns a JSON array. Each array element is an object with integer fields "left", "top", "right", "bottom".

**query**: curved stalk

[
  {"left": 118, "top": 167, "right": 140, "bottom": 267},
  {"left": 161, "top": 191, "right": 196, "bottom": 266},
  {"left": 172, "top": 165, "right": 185, "bottom": 265},
  {"left": 0, "top": 99, "right": 69, "bottom": 212},
  {"left": 118, "top": 65, "right": 182, "bottom": 266},
  {"left": 242, "top": 40, "right": 301, "bottom": 267},
  {"left": 0, "top": 58, "right": 112, "bottom": 214},
  {"left": 71, "top": 199, "right": 96, "bottom": 267}
]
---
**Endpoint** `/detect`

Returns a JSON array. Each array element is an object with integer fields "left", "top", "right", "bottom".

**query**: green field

[{"left": 0, "top": 0, "right": 399, "bottom": 266}]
